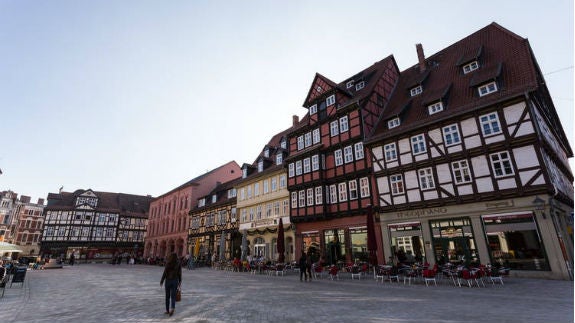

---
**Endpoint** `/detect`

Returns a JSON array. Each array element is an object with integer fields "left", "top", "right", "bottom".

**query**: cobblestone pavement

[{"left": 0, "top": 264, "right": 572, "bottom": 323}]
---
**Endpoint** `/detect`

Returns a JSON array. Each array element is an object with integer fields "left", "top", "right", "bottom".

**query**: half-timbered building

[
  {"left": 365, "top": 23, "right": 573, "bottom": 279},
  {"left": 236, "top": 120, "right": 296, "bottom": 264},
  {"left": 188, "top": 177, "right": 241, "bottom": 265},
  {"left": 41, "top": 189, "right": 153, "bottom": 263},
  {"left": 286, "top": 56, "right": 399, "bottom": 265}
]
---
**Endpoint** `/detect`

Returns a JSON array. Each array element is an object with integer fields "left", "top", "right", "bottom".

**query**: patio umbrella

[
  {"left": 219, "top": 231, "right": 226, "bottom": 261},
  {"left": 276, "top": 217, "right": 285, "bottom": 263},
  {"left": 0, "top": 241, "right": 23, "bottom": 253},
  {"left": 366, "top": 205, "right": 378, "bottom": 267},
  {"left": 241, "top": 230, "right": 247, "bottom": 261}
]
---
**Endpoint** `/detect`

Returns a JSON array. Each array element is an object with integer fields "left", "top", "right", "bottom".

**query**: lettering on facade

[
  {"left": 395, "top": 207, "right": 447, "bottom": 219},
  {"left": 485, "top": 200, "right": 514, "bottom": 209}
]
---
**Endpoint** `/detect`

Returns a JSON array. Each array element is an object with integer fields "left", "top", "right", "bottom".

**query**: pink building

[{"left": 144, "top": 161, "right": 241, "bottom": 260}]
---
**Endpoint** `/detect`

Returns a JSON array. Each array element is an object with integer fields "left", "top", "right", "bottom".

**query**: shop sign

[{"left": 395, "top": 207, "right": 447, "bottom": 219}]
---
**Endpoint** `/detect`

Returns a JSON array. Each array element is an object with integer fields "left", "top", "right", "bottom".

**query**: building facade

[
  {"left": 144, "top": 161, "right": 241, "bottom": 260},
  {"left": 286, "top": 57, "right": 399, "bottom": 265},
  {"left": 366, "top": 23, "right": 573, "bottom": 279},
  {"left": 236, "top": 121, "right": 296, "bottom": 264},
  {"left": 188, "top": 178, "right": 241, "bottom": 265},
  {"left": 41, "top": 189, "right": 153, "bottom": 263},
  {"left": 12, "top": 195, "right": 45, "bottom": 256}
]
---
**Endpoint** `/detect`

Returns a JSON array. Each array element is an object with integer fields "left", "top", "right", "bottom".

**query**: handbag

[{"left": 176, "top": 287, "right": 181, "bottom": 302}]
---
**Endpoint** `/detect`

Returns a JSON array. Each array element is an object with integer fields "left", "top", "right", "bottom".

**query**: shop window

[
  {"left": 324, "top": 229, "right": 345, "bottom": 265},
  {"left": 430, "top": 217, "right": 479, "bottom": 266},
  {"left": 388, "top": 222, "right": 425, "bottom": 265}
]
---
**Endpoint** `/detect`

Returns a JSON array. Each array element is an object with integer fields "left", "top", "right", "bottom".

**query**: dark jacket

[
  {"left": 161, "top": 261, "right": 182, "bottom": 285},
  {"left": 298, "top": 254, "right": 307, "bottom": 268}
]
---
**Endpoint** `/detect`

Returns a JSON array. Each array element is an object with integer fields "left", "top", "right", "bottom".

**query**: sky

[{"left": 0, "top": 0, "right": 573, "bottom": 202}]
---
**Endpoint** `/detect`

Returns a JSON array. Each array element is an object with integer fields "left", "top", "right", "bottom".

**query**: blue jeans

[{"left": 164, "top": 279, "right": 179, "bottom": 311}]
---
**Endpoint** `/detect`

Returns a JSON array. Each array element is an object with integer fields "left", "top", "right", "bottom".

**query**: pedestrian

[
  {"left": 298, "top": 251, "right": 308, "bottom": 282},
  {"left": 69, "top": 253, "right": 75, "bottom": 266},
  {"left": 306, "top": 251, "right": 313, "bottom": 281},
  {"left": 160, "top": 253, "right": 182, "bottom": 317}
]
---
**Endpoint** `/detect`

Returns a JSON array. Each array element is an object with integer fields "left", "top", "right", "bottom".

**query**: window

[
  {"left": 390, "top": 175, "right": 404, "bottom": 195},
  {"left": 295, "top": 161, "right": 302, "bottom": 175},
  {"left": 478, "top": 81, "right": 498, "bottom": 96},
  {"left": 410, "top": 85, "right": 423, "bottom": 96},
  {"left": 312, "top": 128, "right": 320, "bottom": 144},
  {"left": 428, "top": 102, "right": 444, "bottom": 115},
  {"left": 463, "top": 61, "right": 479, "bottom": 74},
  {"left": 279, "top": 175, "right": 286, "bottom": 188},
  {"left": 298, "top": 191, "right": 306, "bottom": 207},
  {"left": 315, "top": 187, "right": 323, "bottom": 205},
  {"left": 311, "top": 155, "right": 320, "bottom": 171},
  {"left": 388, "top": 118, "right": 400, "bottom": 129},
  {"left": 304, "top": 132, "right": 312, "bottom": 147},
  {"left": 411, "top": 134, "right": 426, "bottom": 154},
  {"left": 354, "top": 142, "right": 364, "bottom": 160},
  {"left": 257, "top": 206, "right": 262, "bottom": 219},
  {"left": 309, "top": 104, "right": 317, "bottom": 115},
  {"left": 264, "top": 148, "right": 269, "bottom": 158},
  {"left": 329, "top": 185, "right": 337, "bottom": 204},
  {"left": 271, "top": 177, "right": 278, "bottom": 191},
  {"left": 418, "top": 168, "right": 435, "bottom": 190},
  {"left": 384, "top": 143, "right": 397, "bottom": 162},
  {"left": 274, "top": 202, "right": 280, "bottom": 216},
  {"left": 247, "top": 186, "right": 252, "bottom": 198},
  {"left": 348, "top": 180, "right": 358, "bottom": 200},
  {"left": 297, "top": 136, "right": 304, "bottom": 150},
  {"left": 258, "top": 160, "right": 264, "bottom": 172},
  {"left": 334, "top": 149, "right": 343, "bottom": 166},
  {"left": 254, "top": 183, "right": 260, "bottom": 196},
  {"left": 276, "top": 153, "right": 283, "bottom": 165},
  {"left": 490, "top": 151, "right": 514, "bottom": 177},
  {"left": 343, "top": 146, "right": 353, "bottom": 163},
  {"left": 288, "top": 163, "right": 295, "bottom": 177},
  {"left": 326, "top": 94, "right": 336, "bottom": 106},
  {"left": 359, "top": 177, "right": 370, "bottom": 198},
  {"left": 480, "top": 112, "right": 501, "bottom": 136},
  {"left": 443, "top": 124, "right": 461, "bottom": 146},
  {"left": 307, "top": 188, "right": 314, "bottom": 206},
  {"left": 346, "top": 80, "right": 354, "bottom": 88},
  {"left": 338, "top": 182, "right": 348, "bottom": 202},
  {"left": 303, "top": 158, "right": 311, "bottom": 173},
  {"left": 355, "top": 81, "right": 365, "bottom": 91},
  {"left": 339, "top": 116, "right": 349, "bottom": 133},
  {"left": 280, "top": 138, "right": 287, "bottom": 149},
  {"left": 330, "top": 120, "right": 339, "bottom": 136},
  {"left": 291, "top": 192, "right": 298, "bottom": 208},
  {"left": 263, "top": 180, "right": 269, "bottom": 194},
  {"left": 452, "top": 160, "right": 472, "bottom": 184}
]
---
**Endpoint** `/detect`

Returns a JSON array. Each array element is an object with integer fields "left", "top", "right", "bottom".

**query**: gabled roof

[
  {"left": 46, "top": 189, "right": 153, "bottom": 217},
  {"left": 368, "top": 22, "right": 540, "bottom": 141},
  {"left": 302, "top": 73, "right": 339, "bottom": 107}
]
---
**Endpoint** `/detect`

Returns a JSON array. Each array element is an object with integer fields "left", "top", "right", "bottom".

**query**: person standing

[
  {"left": 298, "top": 251, "right": 307, "bottom": 282},
  {"left": 160, "top": 253, "right": 182, "bottom": 316}
]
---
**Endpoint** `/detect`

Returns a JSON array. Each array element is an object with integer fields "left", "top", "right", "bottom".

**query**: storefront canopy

[{"left": 0, "top": 241, "right": 23, "bottom": 253}]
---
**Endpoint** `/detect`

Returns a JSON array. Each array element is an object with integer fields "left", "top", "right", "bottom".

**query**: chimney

[
  {"left": 292, "top": 115, "right": 299, "bottom": 126},
  {"left": 416, "top": 43, "right": 426, "bottom": 72}
]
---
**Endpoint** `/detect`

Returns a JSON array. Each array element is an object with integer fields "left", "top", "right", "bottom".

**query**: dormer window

[
  {"left": 212, "top": 195, "right": 217, "bottom": 203},
  {"left": 276, "top": 153, "right": 283, "bottom": 165},
  {"left": 258, "top": 160, "right": 264, "bottom": 172},
  {"left": 309, "top": 104, "right": 317, "bottom": 115},
  {"left": 410, "top": 85, "right": 423, "bottom": 97},
  {"left": 355, "top": 81, "right": 365, "bottom": 91},
  {"left": 388, "top": 117, "right": 400, "bottom": 129},
  {"left": 264, "top": 148, "right": 269, "bottom": 158},
  {"left": 346, "top": 80, "right": 354, "bottom": 89},
  {"left": 478, "top": 81, "right": 498, "bottom": 97},
  {"left": 198, "top": 198, "right": 205, "bottom": 207},
  {"left": 462, "top": 60, "right": 479, "bottom": 74},
  {"left": 428, "top": 101, "right": 444, "bottom": 115},
  {"left": 280, "top": 138, "right": 287, "bottom": 149},
  {"left": 242, "top": 168, "right": 248, "bottom": 179},
  {"left": 326, "top": 94, "right": 335, "bottom": 106}
]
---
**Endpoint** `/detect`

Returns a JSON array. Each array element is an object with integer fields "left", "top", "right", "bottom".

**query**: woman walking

[{"left": 160, "top": 253, "right": 182, "bottom": 316}]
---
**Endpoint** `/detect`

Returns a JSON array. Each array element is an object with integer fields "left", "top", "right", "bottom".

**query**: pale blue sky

[{"left": 1, "top": 0, "right": 573, "bottom": 201}]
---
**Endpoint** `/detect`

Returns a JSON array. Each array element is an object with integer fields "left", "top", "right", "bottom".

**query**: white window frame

[
  {"left": 359, "top": 177, "right": 370, "bottom": 198},
  {"left": 339, "top": 116, "right": 349, "bottom": 133},
  {"left": 329, "top": 185, "right": 337, "bottom": 204},
  {"left": 490, "top": 151, "right": 515, "bottom": 177},
  {"left": 315, "top": 187, "right": 323, "bottom": 205},
  {"left": 291, "top": 192, "right": 298, "bottom": 209},
  {"left": 388, "top": 117, "right": 400, "bottom": 129},
  {"left": 307, "top": 188, "right": 314, "bottom": 206},
  {"left": 452, "top": 160, "right": 472, "bottom": 184},
  {"left": 326, "top": 94, "right": 336, "bottom": 106},
  {"left": 354, "top": 142, "right": 364, "bottom": 160},
  {"left": 279, "top": 175, "right": 286, "bottom": 189},
  {"left": 411, "top": 134, "right": 427, "bottom": 155},
  {"left": 355, "top": 81, "right": 365, "bottom": 91},
  {"left": 343, "top": 146, "right": 354, "bottom": 164},
  {"left": 312, "top": 128, "right": 320, "bottom": 144},
  {"left": 346, "top": 80, "right": 354, "bottom": 89},
  {"left": 338, "top": 182, "right": 348, "bottom": 202},
  {"left": 428, "top": 101, "right": 444, "bottom": 115},
  {"left": 297, "top": 136, "right": 304, "bottom": 150},
  {"left": 311, "top": 155, "right": 320, "bottom": 171},
  {"left": 348, "top": 180, "right": 358, "bottom": 200},
  {"left": 298, "top": 191, "right": 306, "bottom": 207},
  {"left": 303, "top": 157, "right": 311, "bottom": 173},
  {"left": 330, "top": 120, "right": 339, "bottom": 137},
  {"left": 384, "top": 143, "right": 397, "bottom": 162},
  {"left": 288, "top": 163, "right": 295, "bottom": 177},
  {"left": 390, "top": 174, "right": 405, "bottom": 195},
  {"left": 334, "top": 149, "right": 343, "bottom": 166},
  {"left": 309, "top": 104, "right": 317, "bottom": 115},
  {"left": 478, "top": 81, "right": 498, "bottom": 97},
  {"left": 480, "top": 112, "right": 502, "bottom": 136},
  {"left": 258, "top": 160, "right": 264, "bottom": 172},
  {"left": 263, "top": 180, "right": 269, "bottom": 194},
  {"left": 443, "top": 124, "right": 461, "bottom": 146},
  {"left": 418, "top": 168, "right": 435, "bottom": 190},
  {"left": 295, "top": 160, "right": 302, "bottom": 176},
  {"left": 304, "top": 132, "right": 312, "bottom": 147},
  {"left": 276, "top": 153, "right": 283, "bottom": 165},
  {"left": 463, "top": 60, "right": 479, "bottom": 74},
  {"left": 410, "top": 85, "right": 423, "bottom": 96}
]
